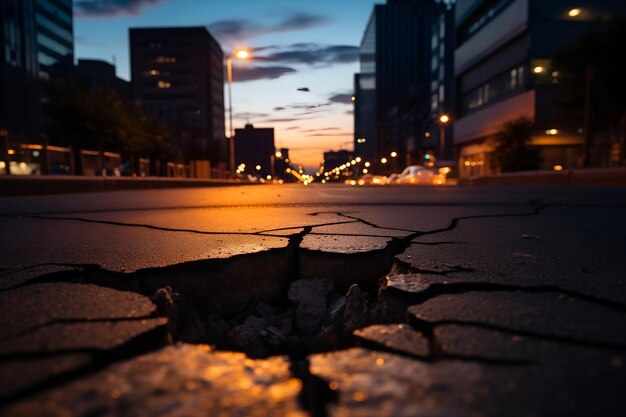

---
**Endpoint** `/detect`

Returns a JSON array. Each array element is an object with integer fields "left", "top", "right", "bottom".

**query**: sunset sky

[{"left": 74, "top": 0, "right": 380, "bottom": 170}]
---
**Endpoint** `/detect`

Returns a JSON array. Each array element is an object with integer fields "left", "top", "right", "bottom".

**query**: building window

[
  {"left": 158, "top": 80, "right": 171, "bottom": 89},
  {"left": 461, "top": 63, "right": 526, "bottom": 114},
  {"left": 156, "top": 56, "right": 176, "bottom": 63},
  {"left": 458, "top": 0, "right": 515, "bottom": 44}
]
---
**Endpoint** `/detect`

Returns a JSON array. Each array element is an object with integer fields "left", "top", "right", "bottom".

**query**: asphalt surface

[{"left": 1, "top": 183, "right": 625, "bottom": 416}]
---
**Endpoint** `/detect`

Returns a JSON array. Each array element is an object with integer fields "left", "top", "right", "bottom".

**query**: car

[
  {"left": 390, "top": 165, "right": 446, "bottom": 185},
  {"left": 356, "top": 173, "right": 387, "bottom": 185}
]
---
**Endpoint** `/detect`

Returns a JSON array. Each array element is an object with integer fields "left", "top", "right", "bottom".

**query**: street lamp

[
  {"left": 226, "top": 48, "right": 250, "bottom": 178},
  {"left": 439, "top": 114, "right": 450, "bottom": 160}
]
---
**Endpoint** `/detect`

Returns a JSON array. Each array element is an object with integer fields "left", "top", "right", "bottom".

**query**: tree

[
  {"left": 554, "top": 19, "right": 626, "bottom": 166},
  {"left": 46, "top": 88, "right": 171, "bottom": 174},
  {"left": 492, "top": 117, "right": 540, "bottom": 173}
]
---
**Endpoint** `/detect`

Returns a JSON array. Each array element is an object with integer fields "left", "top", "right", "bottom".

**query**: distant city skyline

[{"left": 74, "top": 0, "right": 381, "bottom": 170}]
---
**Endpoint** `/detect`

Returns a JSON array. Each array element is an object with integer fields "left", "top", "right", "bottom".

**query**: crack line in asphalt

[
  {"left": 410, "top": 319, "right": 626, "bottom": 352},
  {"left": 8, "top": 199, "right": 617, "bottom": 411},
  {"left": 15, "top": 215, "right": 366, "bottom": 241},
  {"left": 1, "top": 315, "right": 161, "bottom": 341},
  {"left": 356, "top": 330, "right": 532, "bottom": 366},
  {"left": 3, "top": 201, "right": 585, "bottom": 217}
]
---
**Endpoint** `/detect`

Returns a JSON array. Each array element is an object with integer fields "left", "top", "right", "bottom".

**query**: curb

[
  {"left": 0, "top": 176, "right": 257, "bottom": 196},
  {"left": 457, "top": 168, "right": 626, "bottom": 188}
]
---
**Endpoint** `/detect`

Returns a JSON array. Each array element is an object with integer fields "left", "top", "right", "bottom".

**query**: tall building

[
  {"left": 234, "top": 124, "right": 275, "bottom": 178},
  {"left": 130, "top": 27, "right": 225, "bottom": 165},
  {"left": 453, "top": 0, "right": 626, "bottom": 177},
  {"left": 53, "top": 59, "right": 130, "bottom": 98},
  {"left": 354, "top": 0, "right": 444, "bottom": 169},
  {"left": 0, "top": 0, "right": 73, "bottom": 140},
  {"left": 426, "top": 3, "right": 455, "bottom": 165}
]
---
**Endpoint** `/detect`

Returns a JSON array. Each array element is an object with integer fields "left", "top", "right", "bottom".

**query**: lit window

[
  {"left": 156, "top": 56, "right": 176, "bottom": 63},
  {"left": 158, "top": 81, "right": 171, "bottom": 89},
  {"left": 533, "top": 66, "right": 544, "bottom": 74},
  {"left": 149, "top": 69, "right": 160, "bottom": 76},
  {"left": 568, "top": 8, "right": 581, "bottom": 17},
  {"left": 510, "top": 68, "right": 518, "bottom": 89}
]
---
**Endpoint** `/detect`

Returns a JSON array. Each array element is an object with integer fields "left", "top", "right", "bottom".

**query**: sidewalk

[
  {"left": 0, "top": 175, "right": 255, "bottom": 196},
  {"left": 458, "top": 167, "right": 626, "bottom": 187}
]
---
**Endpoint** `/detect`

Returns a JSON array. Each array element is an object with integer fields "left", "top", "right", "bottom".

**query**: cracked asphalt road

[{"left": 1, "top": 184, "right": 625, "bottom": 416}]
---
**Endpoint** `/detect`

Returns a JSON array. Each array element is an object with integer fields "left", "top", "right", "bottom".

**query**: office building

[
  {"left": 425, "top": 3, "right": 455, "bottom": 165},
  {"left": 1, "top": 0, "right": 73, "bottom": 141},
  {"left": 453, "top": 0, "right": 626, "bottom": 177},
  {"left": 130, "top": 27, "right": 225, "bottom": 165},
  {"left": 234, "top": 123, "right": 275, "bottom": 178},
  {"left": 354, "top": 0, "right": 444, "bottom": 168},
  {"left": 53, "top": 59, "right": 130, "bottom": 98}
]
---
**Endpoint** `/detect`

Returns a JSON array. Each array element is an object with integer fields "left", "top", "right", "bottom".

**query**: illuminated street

[{"left": 1, "top": 183, "right": 626, "bottom": 415}]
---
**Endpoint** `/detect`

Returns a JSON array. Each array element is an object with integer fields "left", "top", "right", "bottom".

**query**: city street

[{"left": 1, "top": 183, "right": 626, "bottom": 415}]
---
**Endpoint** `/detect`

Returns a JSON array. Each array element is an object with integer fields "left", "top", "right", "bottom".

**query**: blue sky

[{"left": 74, "top": 0, "right": 380, "bottom": 170}]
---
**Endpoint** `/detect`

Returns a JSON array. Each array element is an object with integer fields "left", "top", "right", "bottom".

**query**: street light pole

[
  {"left": 226, "top": 57, "right": 235, "bottom": 178},
  {"left": 439, "top": 114, "right": 450, "bottom": 161},
  {"left": 225, "top": 49, "right": 250, "bottom": 179}
]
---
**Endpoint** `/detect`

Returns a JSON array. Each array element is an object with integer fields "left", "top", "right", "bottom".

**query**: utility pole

[
  {"left": 583, "top": 65, "right": 594, "bottom": 167},
  {"left": 1, "top": 129, "right": 11, "bottom": 175}
]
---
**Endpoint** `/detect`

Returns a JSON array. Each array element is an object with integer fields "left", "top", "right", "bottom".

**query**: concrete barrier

[
  {"left": 0, "top": 175, "right": 256, "bottom": 196},
  {"left": 458, "top": 168, "right": 626, "bottom": 187}
]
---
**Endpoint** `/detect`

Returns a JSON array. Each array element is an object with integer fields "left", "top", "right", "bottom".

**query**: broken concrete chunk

[
  {"left": 288, "top": 279, "right": 334, "bottom": 335},
  {"left": 354, "top": 324, "right": 430, "bottom": 358},
  {"left": 0, "top": 283, "right": 158, "bottom": 339},
  {"left": 384, "top": 273, "right": 431, "bottom": 294},
  {"left": 343, "top": 284, "right": 369, "bottom": 331},
  {"left": 1, "top": 344, "right": 308, "bottom": 417}
]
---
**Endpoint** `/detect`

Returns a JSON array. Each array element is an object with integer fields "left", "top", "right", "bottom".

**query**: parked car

[
  {"left": 389, "top": 165, "right": 445, "bottom": 185},
  {"left": 357, "top": 173, "right": 387, "bottom": 185}
]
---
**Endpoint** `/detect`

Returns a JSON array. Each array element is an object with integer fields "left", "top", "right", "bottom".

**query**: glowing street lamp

[
  {"left": 226, "top": 48, "right": 250, "bottom": 178},
  {"left": 439, "top": 113, "right": 451, "bottom": 160}
]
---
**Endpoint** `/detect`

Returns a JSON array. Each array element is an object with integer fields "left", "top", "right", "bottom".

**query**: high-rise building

[
  {"left": 53, "top": 59, "right": 130, "bottom": 98},
  {"left": 354, "top": 0, "right": 444, "bottom": 169},
  {"left": 426, "top": 3, "right": 455, "bottom": 165},
  {"left": 453, "top": 0, "right": 626, "bottom": 177},
  {"left": 1, "top": 0, "right": 73, "bottom": 140},
  {"left": 130, "top": 27, "right": 225, "bottom": 165},
  {"left": 234, "top": 123, "right": 275, "bottom": 178}
]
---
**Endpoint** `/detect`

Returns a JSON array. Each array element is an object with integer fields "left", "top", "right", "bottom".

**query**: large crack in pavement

[{"left": 3, "top": 202, "right": 625, "bottom": 415}]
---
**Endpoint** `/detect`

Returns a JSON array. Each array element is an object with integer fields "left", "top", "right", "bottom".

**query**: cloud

[
  {"left": 258, "top": 118, "right": 303, "bottom": 124},
  {"left": 232, "top": 65, "right": 296, "bottom": 83},
  {"left": 208, "top": 12, "right": 329, "bottom": 43},
  {"left": 329, "top": 93, "right": 354, "bottom": 105},
  {"left": 300, "top": 127, "right": 340, "bottom": 133},
  {"left": 74, "top": 0, "right": 166, "bottom": 17},
  {"left": 307, "top": 132, "right": 352, "bottom": 137},
  {"left": 255, "top": 43, "right": 359, "bottom": 66},
  {"left": 285, "top": 126, "right": 301, "bottom": 131},
  {"left": 234, "top": 112, "right": 269, "bottom": 119}
]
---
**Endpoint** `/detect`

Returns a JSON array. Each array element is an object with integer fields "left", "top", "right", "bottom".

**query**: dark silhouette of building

[
  {"left": 453, "top": 0, "right": 626, "bottom": 177},
  {"left": 53, "top": 59, "right": 130, "bottom": 98},
  {"left": 1, "top": 0, "right": 73, "bottom": 141},
  {"left": 129, "top": 27, "right": 225, "bottom": 165},
  {"left": 234, "top": 124, "right": 275, "bottom": 178},
  {"left": 424, "top": 3, "right": 455, "bottom": 165},
  {"left": 354, "top": 0, "right": 444, "bottom": 168}
]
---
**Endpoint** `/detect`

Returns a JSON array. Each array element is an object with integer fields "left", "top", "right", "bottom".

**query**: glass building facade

[
  {"left": 354, "top": 0, "right": 444, "bottom": 169},
  {"left": 1, "top": 0, "right": 73, "bottom": 139}
]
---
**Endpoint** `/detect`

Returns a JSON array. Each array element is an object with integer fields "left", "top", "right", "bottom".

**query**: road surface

[{"left": 1, "top": 184, "right": 625, "bottom": 416}]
